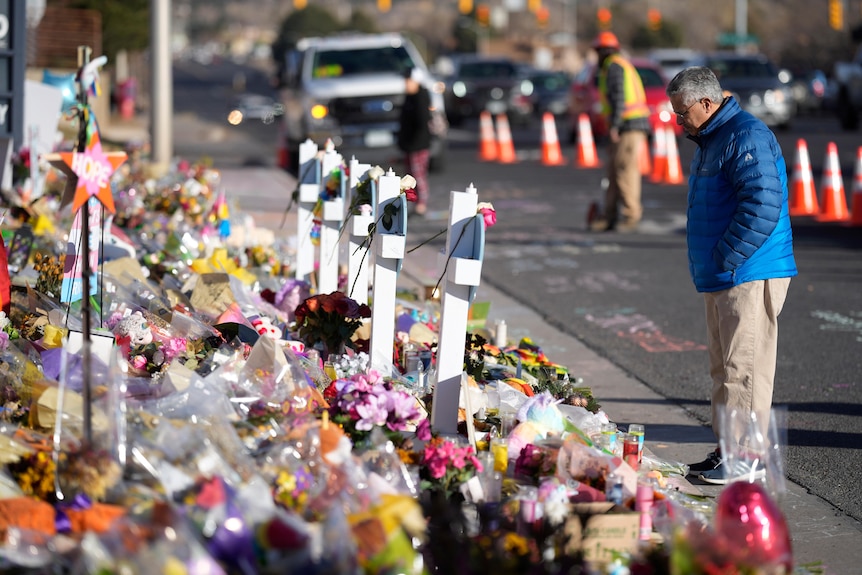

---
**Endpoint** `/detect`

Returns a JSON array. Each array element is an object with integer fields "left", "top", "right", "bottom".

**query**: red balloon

[{"left": 715, "top": 482, "right": 794, "bottom": 571}]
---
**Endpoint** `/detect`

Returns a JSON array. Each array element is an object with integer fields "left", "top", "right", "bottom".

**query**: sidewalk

[{"left": 102, "top": 115, "right": 862, "bottom": 573}]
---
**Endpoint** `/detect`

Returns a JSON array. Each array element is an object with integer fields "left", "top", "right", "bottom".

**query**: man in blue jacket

[{"left": 666, "top": 67, "right": 797, "bottom": 485}]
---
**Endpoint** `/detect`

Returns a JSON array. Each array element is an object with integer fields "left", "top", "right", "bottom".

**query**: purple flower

[
  {"left": 354, "top": 394, "right": 390, "bottom": 431},
  {"left": 385, "top": 390, "right": 421, "bottom": 431},
  {"left": 0, "top": 331, "right": 8, "bottom": 351}
]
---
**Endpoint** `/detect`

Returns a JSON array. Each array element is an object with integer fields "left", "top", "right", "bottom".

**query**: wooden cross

[
  {"left": 294, "top": 139, "right": 320, "bottom": 285},
  {"left": 346, "top": 157, "right": 374, "bottom": 305},
  {"left": 431, "top": 184, "right": 486, "bottom": 435},
  {"left": 368, "top": 169, "right": 407, "bottom": 376},
  {"left": 317, "top": 144, "right": 344, "bottom": 294}
]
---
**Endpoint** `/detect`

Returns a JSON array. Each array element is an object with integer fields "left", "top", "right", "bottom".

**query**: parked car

[
  {"left": 439, "top": 54, "right": 533, "bottom": 126},
  {"left": 518, "top": 68, "right": 572, "bottom": 117},
  {"left": 683, "top": 52, "right": 796, "bottom": 129},
  {"left": 790, "top": 69, "right": 828, "bottom": 115},
  {"left": 647, "top": 48, "right": 701, "bottom": 81},
  {"left": 278, "top": 33, "right": 449, "bottom": 173},
  {"left": 567, "top": 57, "right": 680, "bottom": 142}
]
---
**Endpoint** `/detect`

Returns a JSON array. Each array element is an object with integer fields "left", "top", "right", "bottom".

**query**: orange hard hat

[{"left": 592, "top": 31, "right": 620, "bottom": 50}]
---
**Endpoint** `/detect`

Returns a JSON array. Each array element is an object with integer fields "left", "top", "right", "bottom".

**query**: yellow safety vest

[{"left": 598, "top": 54, "right": 650, "bottom": 120}]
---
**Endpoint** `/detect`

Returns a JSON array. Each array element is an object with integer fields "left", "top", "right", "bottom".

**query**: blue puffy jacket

[{"left": 686, "top": 97, "right": 797, "bottom": 293}]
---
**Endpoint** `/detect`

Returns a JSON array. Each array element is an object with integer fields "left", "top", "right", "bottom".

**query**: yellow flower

[{"left": 503, "top": 532, "right": 530, "bottom": 556}]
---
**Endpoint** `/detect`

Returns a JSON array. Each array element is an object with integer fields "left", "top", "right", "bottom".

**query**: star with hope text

[{"left": 58, "top": 129, "right": 127, "bottom": 214}]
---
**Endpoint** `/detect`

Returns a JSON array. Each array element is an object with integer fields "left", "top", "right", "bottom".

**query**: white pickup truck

[{"left": 279, "top": 33, "right": 448, "bottom": 173}]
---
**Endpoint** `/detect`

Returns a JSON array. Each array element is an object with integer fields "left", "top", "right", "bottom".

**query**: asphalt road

[{"left": 171, "top": 58, "right": 862, "bottom": 526}]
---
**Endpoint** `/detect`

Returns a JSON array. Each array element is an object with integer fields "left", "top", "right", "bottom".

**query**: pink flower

[
  {"left": 415, "top": 418, "right": 432, "bottom": 441},
  {"left": 477, "top": 202, "right": 496, "bottom": 228},
  {"left": 403, "top": 188, "right": 418, "bottom": 203},
  {"left": 131, "top": 355, "right": 147, "bottom": 370},
  {"left": 161, "top": 337, "right": 188, "bottom": 361}
]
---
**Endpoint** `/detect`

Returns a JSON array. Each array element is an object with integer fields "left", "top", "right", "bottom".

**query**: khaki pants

[
  {"left": 604, "top": 130, "right": 645, "bottom": 224},
  {"left": 704, "top": 277, "right": 791, "bottom": 446}
]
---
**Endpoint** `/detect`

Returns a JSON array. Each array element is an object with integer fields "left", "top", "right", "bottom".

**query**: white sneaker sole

[{"left": 699, "top": 465, "right": 765, "bottom": 485}]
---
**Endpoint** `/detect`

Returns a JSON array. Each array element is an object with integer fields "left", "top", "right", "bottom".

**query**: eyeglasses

[{"left": 675, "top": 99, "right": 702, "bottom": 120}]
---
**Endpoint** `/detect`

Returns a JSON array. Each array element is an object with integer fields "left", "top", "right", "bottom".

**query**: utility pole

[
  {"left": 150, "top": 0, "right": 173, "bottom": 176},
  {"left": 735, "top": 0, "right": 747, "bottom": 54}
]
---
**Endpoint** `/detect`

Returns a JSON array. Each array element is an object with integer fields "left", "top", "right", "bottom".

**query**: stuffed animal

[
  {"left": 507, "top": 391, "right": 574, "bottom": 460},
  {"left": 112, "top": 311, "right": 153, "bottom": 347}
]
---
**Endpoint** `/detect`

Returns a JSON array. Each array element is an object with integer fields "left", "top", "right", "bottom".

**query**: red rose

[
  {"left": 357, "top": 303, "right": 371, "bottom": 318},
  {"left": 319, "top": 294, "right": 336, "bottom": 313},
  {"left": 334, "top": 296, "right": 360, "bottom": 318},
  {"left": 404, "top": 188, "right": 418, "bottom": 203}
]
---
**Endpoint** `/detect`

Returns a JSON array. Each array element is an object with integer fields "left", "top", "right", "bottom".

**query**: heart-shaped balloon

[{"left": 715, "top": 481, "right": 793, "bottom": 571}]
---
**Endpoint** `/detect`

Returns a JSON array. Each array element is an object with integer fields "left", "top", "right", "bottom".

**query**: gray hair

[{"left": 666, "top": 66, "right": 725, "bottom": 106}]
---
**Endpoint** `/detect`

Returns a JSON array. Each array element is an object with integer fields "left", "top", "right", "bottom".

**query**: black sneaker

[{"left": 687, "top": 450, "right": 722, "bottom": 474}]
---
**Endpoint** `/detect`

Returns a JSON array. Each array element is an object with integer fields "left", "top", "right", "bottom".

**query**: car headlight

[
  {"left": 520, "top": 80, "right": 534, "bottom": 97},
  {"left": 763, "top": 89, "right": 785, "bottom": 106},
  {"left": 310, "top": 104, "right": 328, "bottom": 120},
  {"left": 453, "top": 81, "right": 467, "bottom": 98}
]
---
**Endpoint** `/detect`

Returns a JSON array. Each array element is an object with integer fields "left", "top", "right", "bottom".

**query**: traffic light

[
  {"left": 528, "top": 0, "right": 542, "bottom": 13},
  {"left": 459, "top": 0, "right": 472, "bottom": 15},
  {"left": 597, "top": 7, "right": 612, "bottom": 30},
  {"left": 829, "top": 0, "right": 843, "bottom": 30},
  {"left": 647, "top": 8, "right": 661, "bottom": 31},
  {"left": 476, "top": 4, "right": 490, "bottom": 26},
  {"left": 536, "top": 6, "right": 549, "bottom": 28},
  {"left": 378, "top": 0, "right": 391, "bottom": 12}
]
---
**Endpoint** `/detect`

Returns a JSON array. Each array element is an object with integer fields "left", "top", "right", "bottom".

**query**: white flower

[
  {"left": 477, "top": 201, "right": 494, "bottom": 212},
  {"left": 0, "top": 312, "right": 8, "bottom": 330},
  {"left": 400, "top": 174, "right": 417, "bottom": 191},
  {"left": 366, "top": 165, "right": 385, "bottom": 181},
  {"left": 543, "top": 500, "right": 570, "bottom": 526}
]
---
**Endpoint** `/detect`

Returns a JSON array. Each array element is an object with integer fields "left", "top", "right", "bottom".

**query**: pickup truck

[
  {"left": 831, "top": 45, "right": 862, "bottom": 129},
  {"left": 278, "top": 33, "right": 448, "bottom": 173}
]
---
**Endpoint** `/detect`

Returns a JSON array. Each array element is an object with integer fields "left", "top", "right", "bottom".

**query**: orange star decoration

[{"left": 56, "top": 117, "right": 127, "bottom": 214}]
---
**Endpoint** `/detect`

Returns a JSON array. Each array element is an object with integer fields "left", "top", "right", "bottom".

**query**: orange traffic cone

[
  {"left": 639, "top": 133, "right": 651, "bottom": 176},
  {"left": 575, "top": 113, "right": 600, "bottom": 168},
  {"left": 540, "top": 112, "right": 566, "bottom": 166},
  {"left": 817, "top": 142, "right": 850, "bottom": 222},
  {"left": 650, "top": 124, "right": 668, "bottom": 183},
  {"left": 789, "top": 138, "right": 819, "bottom": 216},
  {"left": 478, "top": 110, "right": 497, "bottom": 162},
  {"left": 848, "top": 146, "right": 862, "bottom": 226},
  {"left": 496, "top": 113, "right": 517, "bottom": 164},
  {"left": 663, "top": 126, "right": 684, "bottom": 184}
]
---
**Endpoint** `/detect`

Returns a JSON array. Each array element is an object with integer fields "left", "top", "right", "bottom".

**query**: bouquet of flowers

[
  {"left": 293, "top": 291, "right": 370, "bottom": 356},
  {"left": 327, "top": 369, "right": 427, "bottom": 448},
  {"left": 419, "top": 436, "right": 484, "bottom": 501}
]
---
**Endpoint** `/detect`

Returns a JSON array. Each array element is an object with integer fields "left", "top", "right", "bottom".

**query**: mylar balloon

[
  {"left": 715, "top": 481, "right": 793, "bottom": 572},
  {"left": 41, "top": 70, "right": 78, "bottom": 112}
]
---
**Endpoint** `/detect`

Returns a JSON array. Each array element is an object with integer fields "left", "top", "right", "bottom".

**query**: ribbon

[{"left": 55, "top": 493, "right": 92, "bottom": 533}]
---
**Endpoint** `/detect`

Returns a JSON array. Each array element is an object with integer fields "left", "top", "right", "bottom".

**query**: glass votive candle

[
  {"left": 490, "top": 437, "right": 509, "bottom": 473},
  {"left": 601, "top": 422, "right": 618, "bottom": 452},
  {"left": 628, "top": 424, "right": 645, "bottom": 463},
  {"left": 623, "top": 433, "right": 640, "bottom": 471},
  {"left": 499, "top": 411, "right": 517, "bottom": 437}
]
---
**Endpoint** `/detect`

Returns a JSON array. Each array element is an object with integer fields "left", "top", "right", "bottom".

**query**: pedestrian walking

[
  {"left": 666, "top": 66, "right": 798, "bottom": 484},
  {"left": 588, "top": 31, "right": 651, "bottom": 233},
  {"left": 397, "top": 67, "right": 432, "bottom": 216}
]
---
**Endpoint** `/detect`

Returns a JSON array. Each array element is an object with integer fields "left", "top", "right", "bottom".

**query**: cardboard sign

[
  {"left": 564, "top": 504, "right": 640, "bottom": 565},
  {"left": 189, "top": 273, "right": 236, "bottom": 319}
]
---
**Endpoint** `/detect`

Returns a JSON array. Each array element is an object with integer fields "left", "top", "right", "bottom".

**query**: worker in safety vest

[{"left": 589, "top": 31, "right": 651, "bottom": 233}]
